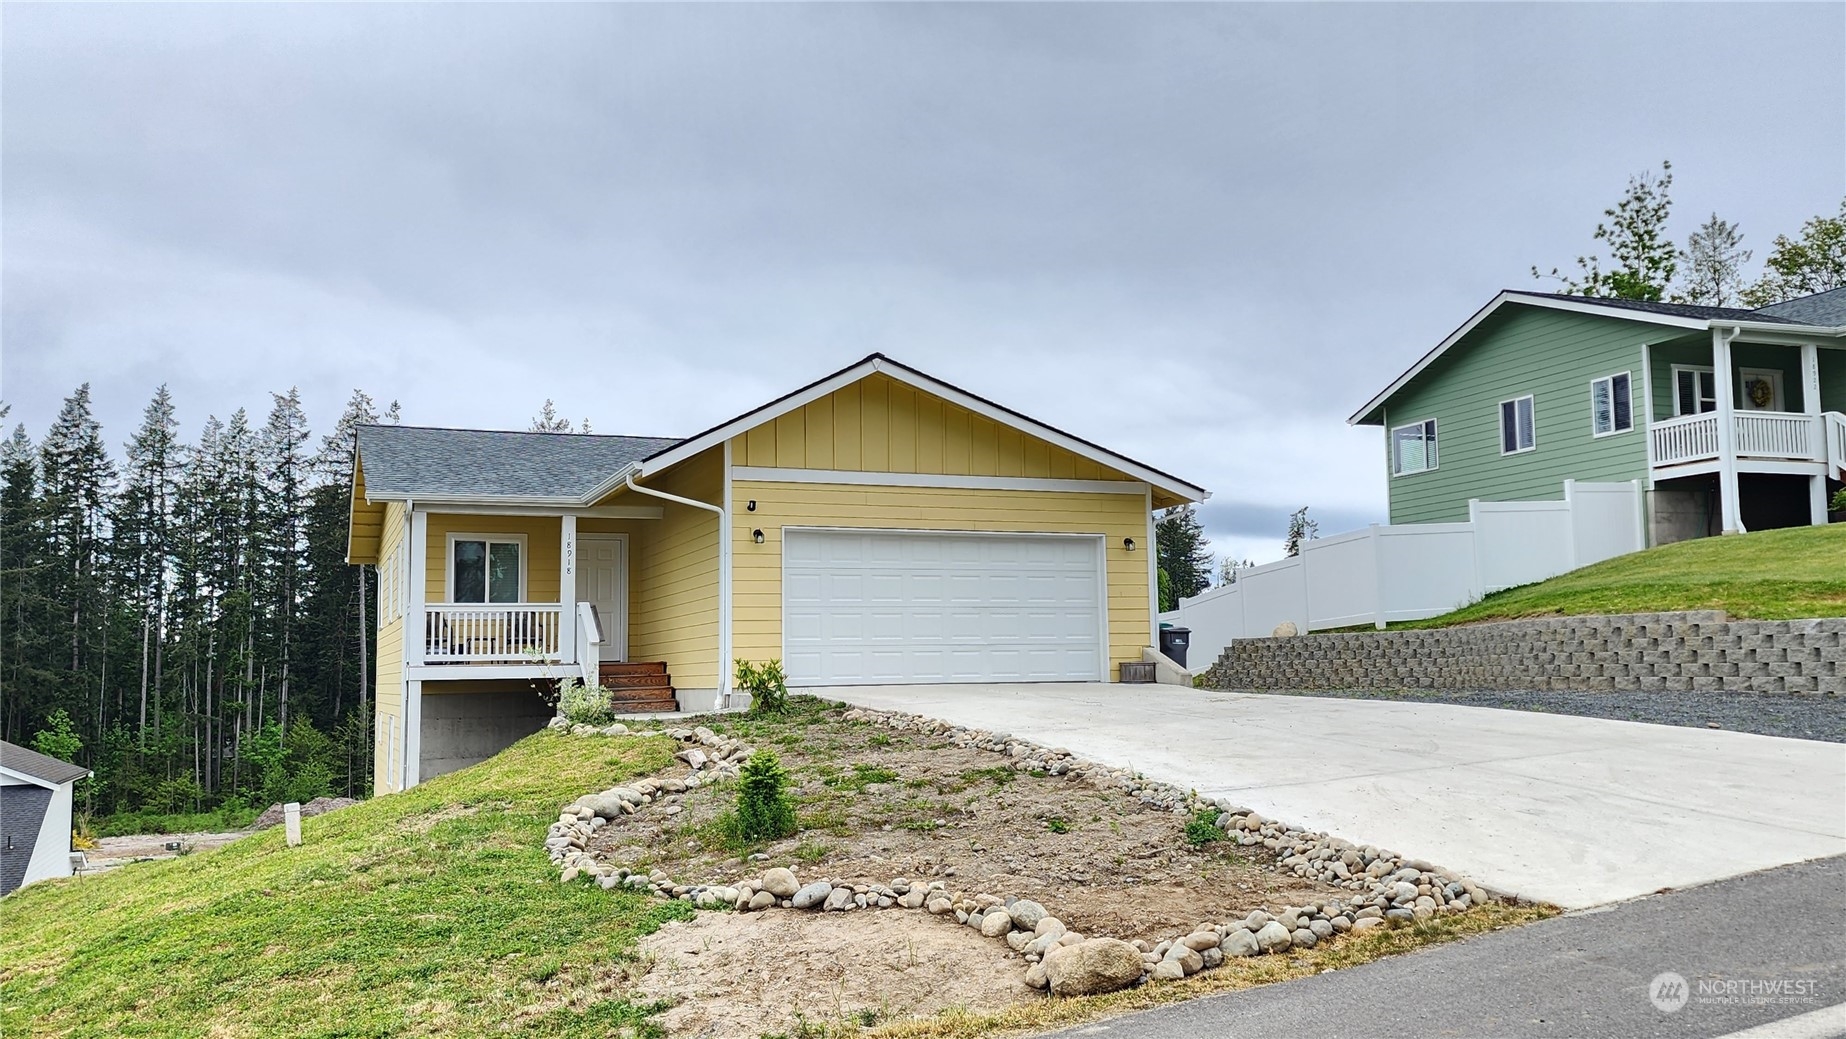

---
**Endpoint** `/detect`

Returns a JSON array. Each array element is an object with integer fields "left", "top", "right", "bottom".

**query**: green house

[{"left": 1350, "top": 288, "right": 1846, "bottom": 543}]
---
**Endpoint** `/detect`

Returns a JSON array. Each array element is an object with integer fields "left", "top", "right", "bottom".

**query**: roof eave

[
  {"left": 637, "top": 354, "right": 1211, "bottom": 504},
  {"left": 1347, "top": 291, "right": 1719, "bottom": 426}
]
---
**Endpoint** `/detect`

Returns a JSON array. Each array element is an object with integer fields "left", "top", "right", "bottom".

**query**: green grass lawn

[
  {"left": 0, "top": 731, "right": 689, "bottom": 1039},
  {"left": 1411, "top": 524, "right": 1846, "bottom": 628}
]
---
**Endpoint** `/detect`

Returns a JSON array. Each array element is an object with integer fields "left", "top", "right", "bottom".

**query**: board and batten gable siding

[
  {"left": 373, "top": 501, "right": 406, "bottom": 795},
  {"left": 1384, "top": 307, "right": 1654, "bottom": 525},
  {"left": 729, "top": 481, "right": 1151, "bottom": 676},
  {"left": 730, "top": 371, "right": 1180, "bottom": 496},
  {"left": 607, "top": 448, "right": 722, "bottom": 690}
]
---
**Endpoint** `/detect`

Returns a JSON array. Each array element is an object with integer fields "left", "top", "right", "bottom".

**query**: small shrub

[
  {"left": 735, "top": 750, "right": 797, "bottom": 842},
  {"left": 822, "top": 763, "right": 899, "bottom": 791},
  {"left": 735, "top": 659, "right": 789, "bottom": 715},
  {"left": 1184, "top": 807, "right": 1225, "bottom": 848},
  {"left": 792, "top": 840, "right": 833, "bottom": 864},
  {"left": 556, "top": 679, "right": 615, "bottom": 726},
  {"left": 1045, "top": 817, "right": 1070, "bottom": 834}
]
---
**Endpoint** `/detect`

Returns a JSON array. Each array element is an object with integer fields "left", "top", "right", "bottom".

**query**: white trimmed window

[
  {"left": 1499, "top": 395, "right": 1535, "bottom": 455},
  {"left": 1590, "top": 373, "right": 1633, "bottom": 436},
  {"left": 1391, "top": 418, "right": 1438, "bottom": 475},
  {"left": 447, "top": 534, "right": 526, "bottom": 603},
  {"left": 1672, "top": 365, "right": 1717, "bottom": 416}
]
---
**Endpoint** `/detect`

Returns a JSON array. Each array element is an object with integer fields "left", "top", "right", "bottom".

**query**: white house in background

[{"left": 0, "top": 740, "right": 90, "bottom": 895}]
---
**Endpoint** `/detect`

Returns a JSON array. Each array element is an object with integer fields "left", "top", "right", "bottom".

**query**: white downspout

[{"left": 623, "top": 468, "right": 729, "bottom": 709}]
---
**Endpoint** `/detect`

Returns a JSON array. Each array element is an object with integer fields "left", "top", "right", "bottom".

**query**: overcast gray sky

[{"left": 4, "top": 3, "right": 1842, "bottom": 564}]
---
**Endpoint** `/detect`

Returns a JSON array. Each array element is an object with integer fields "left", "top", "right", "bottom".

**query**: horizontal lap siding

[
  {"left": 424, "top": 514, "right": 562, "bottom": 604},
  {"left": 348, "top": 465, "right": 385, "bottom": 563},
  {"left": 372, "top": 502, "right": 406, "bottom": 795},
  {"left": 729, "top": 479, "right": 1151, "bottom": 676},
  {"left": 1386, "top": 309, "right": 1653, "bottom": 525},
  {"left": 626, "top": 450, "right": 720, "bottom": 688},
  {"left": 1822, "top": 351, "right": 1846, "bottom": 412}
]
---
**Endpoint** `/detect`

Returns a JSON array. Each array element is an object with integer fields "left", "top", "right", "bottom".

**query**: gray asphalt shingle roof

[
  {"left": 1507, "top": 291, "right": 1800, "bottom": 324},
  {"left": 355, "top": 425, "right": 682, "bottom": 501},
  {"left": 0, "top": 740, "right": 91, "bottom": 786},
  {"left": 1752, "top": 287, "right": 1846, "bottom": 327}
]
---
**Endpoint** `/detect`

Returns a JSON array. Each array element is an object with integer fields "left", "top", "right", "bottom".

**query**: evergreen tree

[
  {"left": 1284, "top": 507, "right": 1320, "bottom": 557},
  {"left": 116, "top": 386, "right": 184, "bottom": 745},
  {"left": 1155, "top": 505, "right": 1212, "bottom": 610},
  {"left": 262, "top": 390, "right": 310, "bottom": 731},
  {"left": 38, "top": 385, "right": 117, "bottom": 746},
  {"left": 1674, "top": 214, "right": 1751, "bottom": 308},
  {"left": 1, "top": 422, "right": 56, "bottom": 743}
]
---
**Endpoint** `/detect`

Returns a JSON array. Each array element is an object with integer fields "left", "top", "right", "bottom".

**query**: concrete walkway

[{"left": 822, "top": 684, "right": 1846, "bottom": 908}]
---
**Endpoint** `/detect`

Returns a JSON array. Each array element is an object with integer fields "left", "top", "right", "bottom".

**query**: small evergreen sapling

[{"left": 735, "top": 750, "right": 797, "bottom": 841}]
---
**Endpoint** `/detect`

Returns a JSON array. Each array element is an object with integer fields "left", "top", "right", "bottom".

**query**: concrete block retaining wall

[{"left": 1201, "top": 611, "right": 1846, "bottom": 695}]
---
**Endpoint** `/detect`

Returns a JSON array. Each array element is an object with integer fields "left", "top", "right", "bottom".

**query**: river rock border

[{"left": 540, "top": 706, "right": 1507, "bottom": 997}]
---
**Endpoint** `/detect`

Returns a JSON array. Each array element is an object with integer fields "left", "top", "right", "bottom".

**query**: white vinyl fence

[{"left": 1163, "top": 480, "right": 1645, "bottom": 663}]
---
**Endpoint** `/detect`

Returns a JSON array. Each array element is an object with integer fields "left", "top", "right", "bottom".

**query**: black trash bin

[{"left": 1158, "top": 626, "right": 1191, "bottom": 668}]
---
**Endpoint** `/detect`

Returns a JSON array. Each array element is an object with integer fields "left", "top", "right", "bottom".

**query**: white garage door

[{"left": 782, "top": 529, "right": 1105, "bottom": 685}]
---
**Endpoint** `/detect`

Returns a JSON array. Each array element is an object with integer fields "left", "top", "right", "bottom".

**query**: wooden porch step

[
  {"left": 600, "top": 661, "right": 668, "bottom": 678},
  {"left": 608, "top": 697, "right": 681, "bottom": 714},
  {"left": 599, "top": 661, "right": 678, "bottom": 713}
]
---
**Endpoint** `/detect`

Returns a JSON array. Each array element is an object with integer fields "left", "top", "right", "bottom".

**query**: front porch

[{"left": 1645, "top": 329, "right": 1846, "bottom": 532}]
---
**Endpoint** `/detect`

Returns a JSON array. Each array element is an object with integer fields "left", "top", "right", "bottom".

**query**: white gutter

[{"left": 622, "top": 470, "right": 731, "bottom": 710}]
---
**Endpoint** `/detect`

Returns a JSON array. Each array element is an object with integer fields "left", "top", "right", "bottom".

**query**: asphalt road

[{"left": 1043, "top": 856, "right": 1846, "bottom": 1039}]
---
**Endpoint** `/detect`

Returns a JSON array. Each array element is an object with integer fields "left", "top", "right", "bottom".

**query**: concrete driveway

[{"left": 822, "top": 684, "right": 1846, "bottom": 909}]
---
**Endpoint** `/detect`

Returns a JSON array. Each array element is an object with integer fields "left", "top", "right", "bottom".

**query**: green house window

[
  {"left": 452, "top": 537, "right": 523, "bottom": 603},
  {"left": 1499, "top": 395, "right": 1536, "bottom": 454},
  {"left": 1391, "top": 419, "right": 1438, "bottom": 476},
  {"left": 1591, "top": 373, "right": 1633, "bottom": 436}
]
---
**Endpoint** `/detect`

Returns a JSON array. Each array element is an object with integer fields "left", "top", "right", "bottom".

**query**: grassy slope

[
  {"left": 0, "top": 731, "right": 688, "bottom": 1039},
  {"left": 1412, "top": 524, "right": 1846, "bottom": 627}
]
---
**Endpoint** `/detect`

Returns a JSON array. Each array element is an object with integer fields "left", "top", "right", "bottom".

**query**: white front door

[
  {"left": 781, "top": 529, "right": 1106, "bottom": 686},
  {"left": 574, "top": 535, "right": 628, "bottom": 661}
]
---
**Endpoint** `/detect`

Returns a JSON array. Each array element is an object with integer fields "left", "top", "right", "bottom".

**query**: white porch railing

[
  {"left": 423, "top": 603, "right": 564, "bottom": 662},
  {"left": 575, "top": 601, "right": 602, "bottom": 685},
  {"left": 1826, "top": 412, "right": 1846, "bottom": 476},
  {"left": 1650, "top": 411, "right": 1835, "bottom": 469},
  {"left": 1650, "top": 412, "right": 1720, "bottom": 467},
  {"left": 1735, "top": 412, "right": 1820, "bottom": 460}
]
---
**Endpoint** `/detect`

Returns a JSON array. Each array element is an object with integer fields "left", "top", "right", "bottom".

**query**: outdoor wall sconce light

[
  {"left": 752, "top": 529, "right": 765, "bottom": 544},
  {"left": 746, "top": 500, "right": 757, "bottom": 512},
  {"left": 1123, "top": 537, "right": 1137, "bottom": 552}
]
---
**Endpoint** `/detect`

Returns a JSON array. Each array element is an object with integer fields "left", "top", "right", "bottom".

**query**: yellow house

[{"left": 347, "top": 355, "right": 1208, "bottom": 793}]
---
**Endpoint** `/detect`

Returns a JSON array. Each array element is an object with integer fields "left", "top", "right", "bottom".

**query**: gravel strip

[{"left": 1225, "top": 688, "right": 1846, "bottom": 743}]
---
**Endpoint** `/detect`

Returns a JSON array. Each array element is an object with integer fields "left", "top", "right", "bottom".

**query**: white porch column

[
  {"left": 408, "top": 508, "right": 429, "bottom": 664},
  {"left": 1801, "top": 343, "right": 1823, "bottom": 415},
  {"left": 404, "top": 679, "right": 423, "bottom": 790},
  {"left": 1712, "top": 328, "right": 1743, "bottom": 534},
  {"left": 559, "top": 514, "right": 577, "bottom": 662},
  {"left": 1810, "top": 476, "right": 1829, "bottom": 526}
]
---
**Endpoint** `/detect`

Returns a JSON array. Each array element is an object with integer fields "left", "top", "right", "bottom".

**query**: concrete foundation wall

[
  {"left": 1203, "top": 611, "right": 1845, "bottom": 695},
  {"left": 1648, "top": 486, "right": 1715, "bottom": 545},
  {"left": 420, "top": 688, "right": 554, "bottom": 780}
]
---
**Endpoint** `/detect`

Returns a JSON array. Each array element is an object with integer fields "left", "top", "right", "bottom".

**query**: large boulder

[
  {"left": 761, "top": 867, "right": 800, "bottom": 898},
  {"left": 1042, "top": 938, "right": 1146, "bottom": 996},
  {"left": 1254, "top": 921, "right": 1293, "bottom": 953}
]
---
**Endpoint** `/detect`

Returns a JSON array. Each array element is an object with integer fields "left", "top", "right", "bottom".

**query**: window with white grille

[{"left": 1499, "top": 395, "right": 1535, "bottom": 454}]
